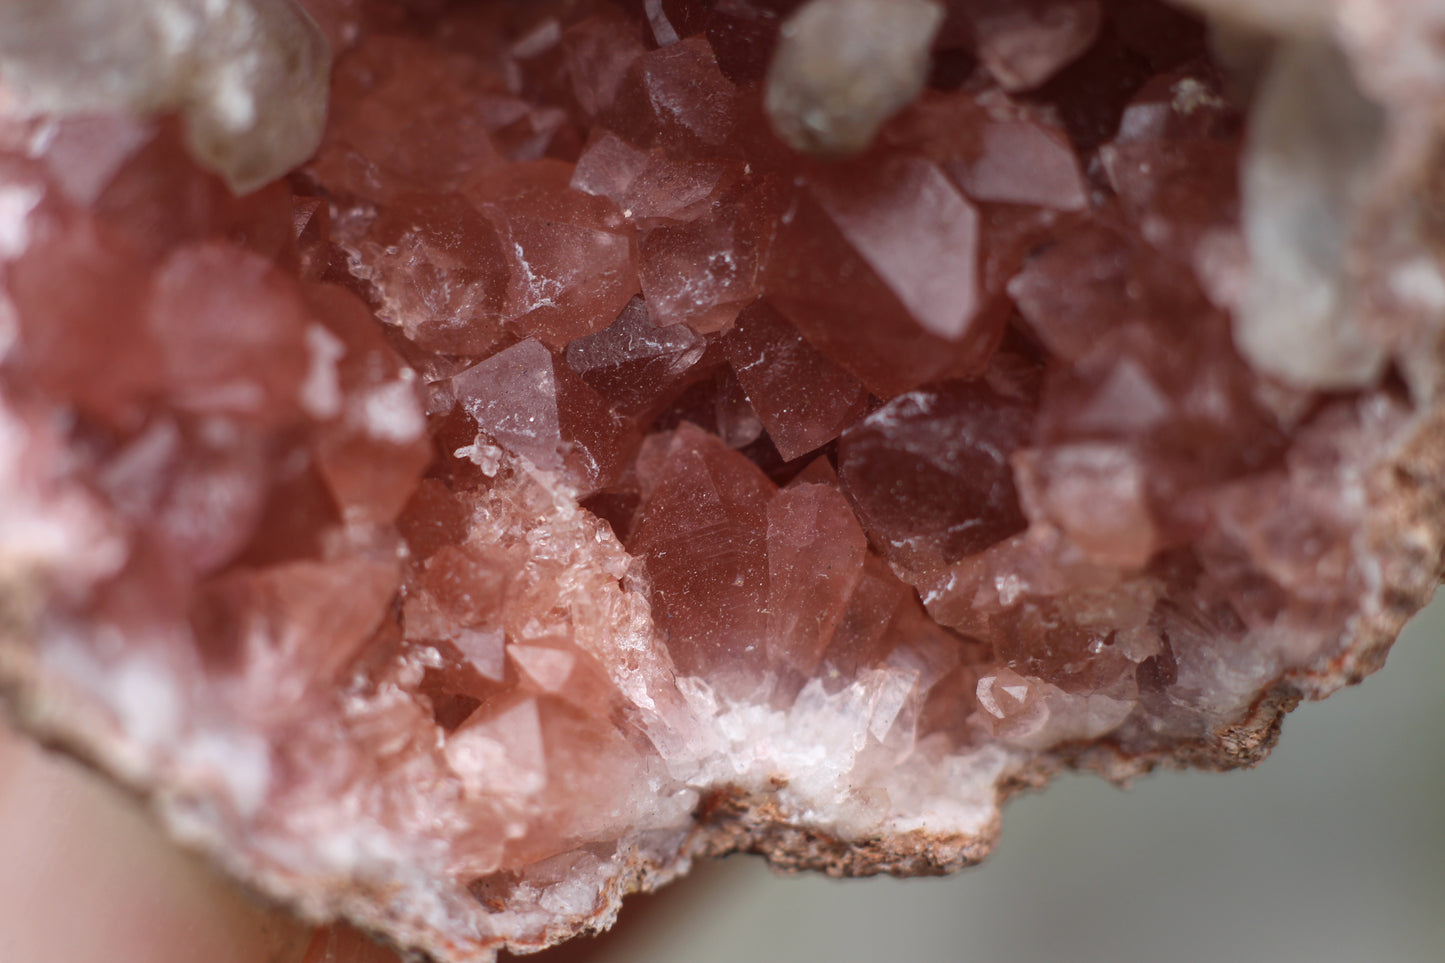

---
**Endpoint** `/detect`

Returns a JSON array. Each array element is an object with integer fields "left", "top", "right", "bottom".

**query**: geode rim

[{"left": 2, "top": 1, "right": 1445, "bottom": 960}]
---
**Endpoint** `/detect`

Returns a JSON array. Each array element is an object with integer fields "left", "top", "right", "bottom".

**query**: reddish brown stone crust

[
  {"left": 7, "top": 1, "right": 1445, "bottom": 959},
  {"left": 2, "top": 395, "right": 1441, "bottom": 956},
  {"left": 608, "top": 397, "right": 1445, "bottom": 882},
  {"left": 688, "top": 786, "right": 1002, "bottom": 877}
]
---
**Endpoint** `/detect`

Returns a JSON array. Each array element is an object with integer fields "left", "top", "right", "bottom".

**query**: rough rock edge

[
  {"left": 6, "top": 4, "right": 1445, "bottom": 961},
  {"left": 691, "top": 387, "right": 1445, "bottom": 873},
  {"left": 3, "top": 394, "right": 1440, "bottom": 960}
]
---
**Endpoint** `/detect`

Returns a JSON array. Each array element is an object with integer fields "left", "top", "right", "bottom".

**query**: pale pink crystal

[{"left": 0, "top": 3, "right": 1439, "bottom": 963}]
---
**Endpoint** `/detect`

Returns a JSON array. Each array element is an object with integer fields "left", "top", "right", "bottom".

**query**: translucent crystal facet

[{"left": 0, "top": 1, "right": 1436, "bottom": 960}]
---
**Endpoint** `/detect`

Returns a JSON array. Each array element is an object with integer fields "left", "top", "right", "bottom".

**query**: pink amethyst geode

[{"left": 2, "top": 0, "right": 1445, "bottom": 959}]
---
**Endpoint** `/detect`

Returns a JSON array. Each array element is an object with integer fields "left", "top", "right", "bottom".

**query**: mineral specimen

[
  {"left": 765, "top": 0, "right": 945, "bottom": 156},
  {"left": 1, "top": 0, "right": 1443, "bottom": 961}
]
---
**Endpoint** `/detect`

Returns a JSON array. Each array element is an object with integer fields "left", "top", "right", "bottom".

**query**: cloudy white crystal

[
  {"left": 1233, "top": 39, "right": 1387, "bottom": 389},
  {"left": 0, "top": 0, "right": 328, "bottom": 193},
  {"left": 765, "top": 0, "right": 944, "bottom": 156}
]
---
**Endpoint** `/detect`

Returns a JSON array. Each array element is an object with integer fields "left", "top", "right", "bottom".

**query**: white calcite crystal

[
  {"left": 0, "top": 0, "right": 329, "bottom": 192},
  {"left": 1234, "top": 39, "right": 1386, "bottom": 389},
  {"left": 2, "top": 2, "right": 1445, "bottom": 962},
  {"left": 766, "top": 0, "right": 945, "bottom": 156}
]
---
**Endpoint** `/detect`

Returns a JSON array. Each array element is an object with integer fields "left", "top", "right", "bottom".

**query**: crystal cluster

[{"left": 1, "top": 1, "right": 1443, "bottom": 960}]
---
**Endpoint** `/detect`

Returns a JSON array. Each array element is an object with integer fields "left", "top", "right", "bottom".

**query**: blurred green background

[
  {"left": 7, "top": 595, "right": 1442, "bottom": 963},
  {"left": 573, "top": 592, "right": 1445, "bottom": 963}
]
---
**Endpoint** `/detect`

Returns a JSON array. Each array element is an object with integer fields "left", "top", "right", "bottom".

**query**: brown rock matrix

[{"left": 2, "top": 0, "right": 1444, "bottom": 960}]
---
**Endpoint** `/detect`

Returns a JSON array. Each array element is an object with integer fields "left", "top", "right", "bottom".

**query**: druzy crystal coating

[{"left": 1, "top": 1, "right": 1442, "bottom": 960}]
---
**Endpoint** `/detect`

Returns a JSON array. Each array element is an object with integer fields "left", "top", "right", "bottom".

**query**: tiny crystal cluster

[{"left": 0, "top": 1, "right": 1441, "bottom": 960}]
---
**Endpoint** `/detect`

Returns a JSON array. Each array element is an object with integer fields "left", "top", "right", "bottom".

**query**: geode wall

[{"left": 1, "top": 1, "right": 1444, "bottom": 960}]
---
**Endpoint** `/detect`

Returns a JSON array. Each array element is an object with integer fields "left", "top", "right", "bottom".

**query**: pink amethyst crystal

[{"left": 2, "top": 0, "right": 1445, "bottom": 960}]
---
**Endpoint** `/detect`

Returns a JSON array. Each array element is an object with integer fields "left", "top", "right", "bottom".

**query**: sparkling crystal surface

[{"left": 0, "top": 1, "right": 1440, "bottom": 961}]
